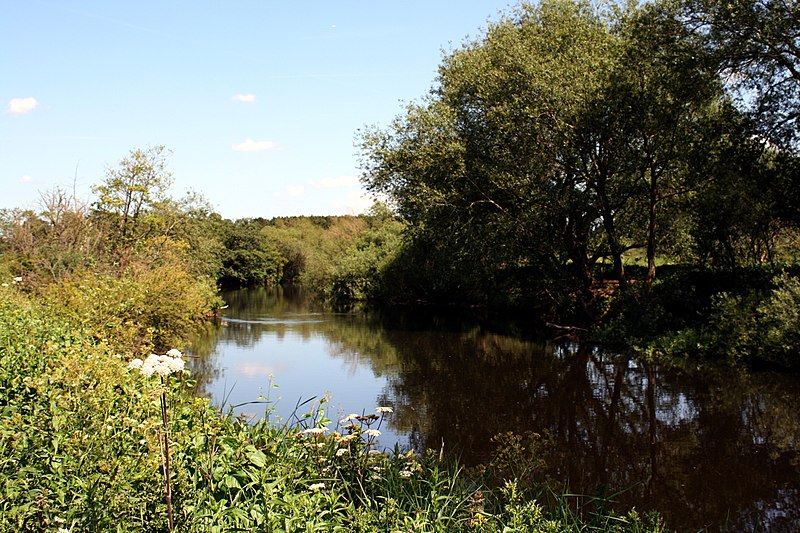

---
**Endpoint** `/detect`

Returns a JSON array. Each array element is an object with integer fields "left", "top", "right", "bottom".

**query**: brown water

[{"left": 190, "top": 287, "right": 800, "bottom": 532}]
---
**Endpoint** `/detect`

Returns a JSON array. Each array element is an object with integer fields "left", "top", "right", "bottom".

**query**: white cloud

[
  {"left": 232, "top": 93, "right": 256, "bottom": 103},
  {"left": 8, "top": 97, "right": 37, "bottom": 115},
  {"left": 311, "top": 175, "right": 359, "bottom": 189},
  {"left": 337, "top": 190, "right": 373, "bottom": 215},
  {"left": 232, "top": 138, "right": 275, "bottom": 152},
  {"left": 272, "top": 185, "right": 306, "bottom": 197},
  {"left": 20, "top": 175, "right": 33, "bottom": 184}
]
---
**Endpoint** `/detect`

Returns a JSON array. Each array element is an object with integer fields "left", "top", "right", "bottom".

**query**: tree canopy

[{"left": 358, "top": 0, "right": 800, "bottom": 318}]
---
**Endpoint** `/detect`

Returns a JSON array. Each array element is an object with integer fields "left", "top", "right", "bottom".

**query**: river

[{"left": 189, "top": 287, "right": 800, "bottom": 532}]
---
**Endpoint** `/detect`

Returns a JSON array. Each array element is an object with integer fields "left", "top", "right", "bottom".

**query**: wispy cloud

[
  {"left": 273, "top": 185, "right": 306, "bottom": 197},
  {"left": 232, "top": 93, "right": 256, "bottom": 103},
  {"left": 20, "top": 175, "right": 34, "bottom": 184},
  {"left": 311, "top": 175, "right": 359, "bottom": 189},
  {"left": 8, "top": 97, "right": 37, "bottom": 115},
  {"left": 338, "top": 190, "right": 372, "bottom": 214},
  {"left": 232, "top": 138, "right": 274, "bottom": 152}
]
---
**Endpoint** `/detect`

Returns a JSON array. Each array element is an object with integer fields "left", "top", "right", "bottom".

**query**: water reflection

[{"left": 190, "top": 287, "right": 800, "bottom": 532}]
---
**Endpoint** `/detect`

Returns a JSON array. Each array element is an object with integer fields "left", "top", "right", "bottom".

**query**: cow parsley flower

[
  {"left": 376, "top": 406, "right": 393, "bottom": 414},
  {"left": 300, "top": 427, "right": 328, "bottom": 436},
  {"left": 130, "top": 350, "right": 186, "bottom": 378}
]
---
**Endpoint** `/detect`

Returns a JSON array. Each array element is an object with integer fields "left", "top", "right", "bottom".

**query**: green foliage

[
  {"left": 41, "top": 265, "right": 220, "bottom": 353},
  {"left": 687, "top": 271, "right": 800, "bottom": 367},
  {"left": 0, "top": 286, "right": 665, "bottom": 531},
  {"left": 92, "top": 145, "right": 174, "bottom": 254},
  {"left": 218, "top": 218, "right": 286, "bottom": 287},
  {"left": 326, "top": 206, "right": 405, "bottom": 303},
  {"left": 262, "top": 215, "right": 369, "bottom": 289},
  {"left": 0, "top": 290, "right": 166, "bottom": 531},
  {"left": 679, "top": 0, "right": 800, "bottom": 147},
  {"left": 358, "top": 0, "right": 753, "bottom": 309},
  {"left": 596, "top": 267, "right": 800, "bottom": 368}
]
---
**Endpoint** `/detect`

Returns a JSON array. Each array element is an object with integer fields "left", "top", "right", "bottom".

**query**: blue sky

[{"left": 2, "top": 1, "right": 514, "bottom": 219}]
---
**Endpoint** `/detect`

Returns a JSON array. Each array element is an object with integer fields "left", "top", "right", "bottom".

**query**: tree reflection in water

[{"left": 190, "top": 287, "right": 800, "bottom": 532}]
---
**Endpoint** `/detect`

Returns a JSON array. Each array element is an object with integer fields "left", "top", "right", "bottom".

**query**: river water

[{"left": 190, "top": 287, "right": 800, "bottom": 532}]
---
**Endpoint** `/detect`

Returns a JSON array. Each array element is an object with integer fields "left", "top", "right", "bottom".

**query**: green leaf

[{"left": 246, "top": 446, "right": 268, "bottom": 468}]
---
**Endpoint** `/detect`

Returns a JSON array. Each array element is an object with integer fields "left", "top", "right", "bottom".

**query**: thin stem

[{"left": 160, "top": 376, "right": 174, "bottom": 532}]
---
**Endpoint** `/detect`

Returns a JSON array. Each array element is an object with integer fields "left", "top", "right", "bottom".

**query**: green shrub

[{"left": 42, "top": 265, "right": 221, "bottom": 354}]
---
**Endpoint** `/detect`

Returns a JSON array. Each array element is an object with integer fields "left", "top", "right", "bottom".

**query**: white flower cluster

[
  {"left": 1, "top": 276, "right": 23, "bottom": 288},
  {"left": 128, "top": 349, "right": 185, "bottom": 377}
]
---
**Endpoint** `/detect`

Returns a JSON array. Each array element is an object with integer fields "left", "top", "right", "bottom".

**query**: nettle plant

[{"left": 128, "top": 349, "right": 186, "bottom": 532}]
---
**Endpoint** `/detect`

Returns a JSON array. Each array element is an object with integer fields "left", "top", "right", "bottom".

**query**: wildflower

[
  {"left": 140, "top": 362, "right": 156, "bottom": 377},
  {"left": 376, "top": 406, "right": 393, "bottom": 414},
  {"left": 340, "top": 413, "right": 360, "bottom": 423},
  {"left": 336, "top": 448, "right": 349, "bottom": 457},
  {"left": 335, "top": 433, "right": 358, "bottom": 444},
  {"left": 166, "top": 357, "right": 185, "bottom": 373},
  {"left": 132, "top": 351, "right": 186, "bottom": 378},
  {"left": 300, "top": 427, "right": 328, "bottom": 436},
  {"left": 166, "top": 348, "right": 183, "bottom": 358},
  {"left": 1, "top": 283, "right": 7, "bottom": 287},
  {"left": 399, "top": 470, "right": 413, "bottom": 478},
  {"left": 12, "top": 276, "right": 22, "bottom": 283},
  {"left": 308, "top": 482, "right": 325, "bottom": 492},
  {"left": 365, "top": 429, "right": 381, "bottom": 438}
]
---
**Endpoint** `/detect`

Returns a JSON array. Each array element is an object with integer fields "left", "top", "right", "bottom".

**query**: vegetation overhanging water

[{"left": 192, "top": 287, "right": 800, "bottom": 532}]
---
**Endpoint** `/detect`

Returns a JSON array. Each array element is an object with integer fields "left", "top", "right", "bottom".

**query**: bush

[{"left": 42, "top": 264, "right": 221, "bottom": 353}]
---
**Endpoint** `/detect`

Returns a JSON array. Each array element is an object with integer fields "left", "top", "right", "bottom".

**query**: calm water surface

[{"left": 190, "top": 287, "right": 800, "bottom": 532}]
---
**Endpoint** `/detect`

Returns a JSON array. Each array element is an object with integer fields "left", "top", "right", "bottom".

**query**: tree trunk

[
  {"left": 645, "top": 166, "right": 658, "bottom": 287},
  {"left": 596, "top": 176, "right": 627, "bottom": 290}
]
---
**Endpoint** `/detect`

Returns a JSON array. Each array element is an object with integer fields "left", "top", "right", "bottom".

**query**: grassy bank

[{"left": 0, "top": 284, "right": 666, "bottom": 532}]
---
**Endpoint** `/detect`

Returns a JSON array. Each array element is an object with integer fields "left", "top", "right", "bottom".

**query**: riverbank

[{"left": 0, "top": 284, "right": 666, "bottom": 532}]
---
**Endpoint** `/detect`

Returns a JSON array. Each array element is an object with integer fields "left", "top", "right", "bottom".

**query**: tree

[
  {"left": 361, "top": 0, "right": 621, "bottom": 311},
  {"left": 92, "top": 146, "right": 173, "bottom": 252},
  {"left": 679, "top": 0, "right": 800, "bottom": 148},
  {"left": 605, "top": 2, "right": 722, "bottom": 285},
  {"left": 219, "top": 219, "right": 285, "bottom": 286}
]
